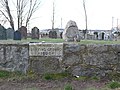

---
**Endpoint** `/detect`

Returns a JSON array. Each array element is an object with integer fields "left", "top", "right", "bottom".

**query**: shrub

[
  {"left": 107, "top": 81, "right": 120, "bottom": 89},
  {"left": 0, "top": 70, "right": 10, "bottom": 78},
  {"left": 43, "top": 73, "right": 53, "bottom": 80},
  {"left": 43, "top": 72, "right": 71, "bottom": 80}
]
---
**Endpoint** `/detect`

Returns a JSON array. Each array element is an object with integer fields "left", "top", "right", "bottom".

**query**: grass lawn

[
  {"left": 79, "top": 40, "right": 120, "bottom": 44},
  {"left": 0, "top": 38, "right": 120, "bottom": 44}
]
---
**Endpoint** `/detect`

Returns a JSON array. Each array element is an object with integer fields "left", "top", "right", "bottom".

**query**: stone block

[{"left": 29, "top": 57, "right": 63, "bottom": 74}]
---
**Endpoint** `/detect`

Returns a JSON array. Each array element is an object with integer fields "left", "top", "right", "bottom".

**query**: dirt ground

[{"left": 0, "top": 78, "right": 109, "bottom": 90}]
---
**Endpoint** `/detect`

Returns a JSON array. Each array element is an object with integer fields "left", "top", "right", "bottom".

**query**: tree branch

[{"left": 0, "top": 10, "right": 10, "bottom": 22}]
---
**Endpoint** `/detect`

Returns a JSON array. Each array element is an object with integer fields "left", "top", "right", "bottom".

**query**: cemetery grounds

[{"left": 0, "top": 39, "right": 120, "bottom": 90}]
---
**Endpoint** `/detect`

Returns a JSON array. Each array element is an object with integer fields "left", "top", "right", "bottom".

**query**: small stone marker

[
  {"left": 29, "top": 43, "right": 63, "bottom": 57},
  {"left": 62, "top": 20, "right": 80, "bottom": 42}
]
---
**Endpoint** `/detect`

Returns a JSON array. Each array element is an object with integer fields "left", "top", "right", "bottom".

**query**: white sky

[{"left": 3, "top": 0, "right": 120, "bottom": 30}]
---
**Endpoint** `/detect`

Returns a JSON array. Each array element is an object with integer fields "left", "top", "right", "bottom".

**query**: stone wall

[
  {"left": 0, "top": 44, "right": 29, "bottom": 73},
  {"left": 0, "top": 43, "right": 120, "bottom": 77},
  {"left": 63, "top": 44, "right": 120, "bottom": 77},
  {"left": 29, "top": 43, "right": 120, "bottom": 77},
  {"left": 29, "top": 43, "right": 63, "bottom": 74}
]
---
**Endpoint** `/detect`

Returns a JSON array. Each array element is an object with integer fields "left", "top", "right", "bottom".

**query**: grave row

[{"left": 0, "top": 25, "right": 59, "bottom": 40}]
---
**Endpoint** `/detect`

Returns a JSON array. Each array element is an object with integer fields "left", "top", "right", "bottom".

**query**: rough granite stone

[
  {"left": 62, "top": 20, "right": 80, "bottom": 42},
  {"left": 0, "top": 44, "right": 29, "bottom": 73},
  {"left": 63, "top": 43, "right": 120, "bottom": 77},
  {"left": 30, "top": 57, "right": 63, "bottom": 74}
]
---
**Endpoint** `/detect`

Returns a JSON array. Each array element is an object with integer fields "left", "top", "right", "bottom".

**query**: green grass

[
  {"left": 0, "top": 70, "right": 38, "bottom": 81},
  {"left": 0, "top": 70, "right": 25, "bottom": 80},
  {"left": 107, "top": 81, "right": 120, "bottom": 89},
  {"left": 43, "top": 72, "right": 71, "bottom": 80},
  {"left": 0, "top": 38, "right": 120, "bottom": 44},
  {"left": 90, "top": 76, "right": 100, "bottom": 81},
  {"left": 25, "top": 38, "right": 64, "bottom": 43},
  {"left": 74, "top": 76, "right": 88, "bottom": 81},
  {"left": 73, "top": 76, "right": 101, "bottom": 81},
  {"left": 79, "top": 40, "right": 120, "bottom": 44},
  {"left": 0, "top": 70, "right": 11, "bottom": 78},
  {"left": 0, "top": 38, "right": 64, "bottom": 44}
]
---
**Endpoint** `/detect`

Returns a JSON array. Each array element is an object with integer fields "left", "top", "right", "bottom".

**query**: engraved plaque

[{"left": 29, "top": 43, "right": 63, "bottom": 56}]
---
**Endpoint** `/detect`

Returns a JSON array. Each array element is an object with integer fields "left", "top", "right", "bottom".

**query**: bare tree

[
  {"left": 0, "top": 0, "right": 41, "bottom": 30},
  {"left": 0, "top": 13, "right": 7, "bottom": 25},
  {"left": 25, "top": 0, "right": 41, "bottom": 27},
  {"left": 83, "top": 0, "right": 88, "bottom": 39},
  {"left": 0, "top": 0, "right": 15, "bottom": 30},
  {"left": 17, "top": 0, "right": 27, "bottom": 29}
]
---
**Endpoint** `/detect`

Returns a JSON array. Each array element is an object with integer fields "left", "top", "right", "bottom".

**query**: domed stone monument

[{"left": 62, "top": 20, "right": 80, "bottom": 42}]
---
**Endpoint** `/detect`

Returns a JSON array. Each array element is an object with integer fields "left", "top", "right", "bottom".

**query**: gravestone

[
  {"left": 60, "top": 32, "right": 63, "bottom": 39},
  {"left": 94, "top": 32, "right": 98, "bottom": 40},
  {"left": 14, "top": 30, "right": 21, "bottom": 40},
  {"left": 62, "top": 20, "right": 80, "bottom": 42},
  {"left": 19, "top": 26, "right": 27, "bottom": 39},
  {"left": 53, "top": 31, "right": 57, "bottom": 38},
  {"left": 98, "top": 32, "right": 105, "bottom": 40},
  {"left": 31, "top": 27, "right": 39, "bottom": 39},
  {"left": 49, "top": 30, "right": 57, "bottom": 38},
  {"left": 49, "top": 31, "right": 53, "bottom": 38},
  {"left": 102, "top": 32, "right": 105, "bottom": 40},
  {"left": 0, "top": 24, "right": 7, "bottom": 40},
  {"left": 6, "top": 28, "right": 14, "bottom": 39}
]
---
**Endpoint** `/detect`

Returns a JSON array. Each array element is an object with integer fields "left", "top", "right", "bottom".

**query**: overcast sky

[{"left": 3, "top": 0, "right": 120, "bottom": 30}]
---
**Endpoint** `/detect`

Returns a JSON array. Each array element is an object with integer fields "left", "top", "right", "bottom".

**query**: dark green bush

[
  {"left": 107, "top": 81, "right": 120, "bottom": 89},
  {"left": 0, "top": 70, "right": 10, "bottom": 78},
  {"left": 44, "top": 73, "right": 53, "bottom": 80}
]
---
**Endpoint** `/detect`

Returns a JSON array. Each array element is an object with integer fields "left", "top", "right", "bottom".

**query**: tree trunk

[{"left": 83, "top": 0, "right": 88, "bottom": 39}]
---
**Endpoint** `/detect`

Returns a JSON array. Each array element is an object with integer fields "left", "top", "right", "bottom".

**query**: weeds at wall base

[
  {"left": 107, "top": 81, "right": 120, "bottom": 89},
  {"left": 42, "top": 72, "right": 72, "bottom": 80},
  {"left": 0, "top": 70, "right": 39, "bottom": 82},
  {"left": 0, "top": 70, "right": 120, "bottom": 89}
]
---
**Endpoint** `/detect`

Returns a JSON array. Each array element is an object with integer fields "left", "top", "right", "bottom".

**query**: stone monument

[{"left": 62, "top": 20, "right": 80, "bottom": 42}]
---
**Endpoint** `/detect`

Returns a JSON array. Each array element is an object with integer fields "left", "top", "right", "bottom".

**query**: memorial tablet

[{"left": 29, "top": 43, "right": 63, "bottom": 56}]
